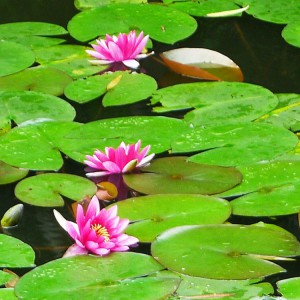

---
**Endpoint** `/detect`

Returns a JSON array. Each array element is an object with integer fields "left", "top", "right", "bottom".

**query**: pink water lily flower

[
  {"left": 53, "top": 196, "right": 138, "bottom": 257},
  {"left": 84, "top": 140, "right": 154, "bottom": 178},
  {"left": 86, "top": 31, "right": 151, "bottom": 69}
]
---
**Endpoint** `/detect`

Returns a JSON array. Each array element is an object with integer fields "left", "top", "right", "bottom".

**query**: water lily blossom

[
  {"left": 86, "top": 31, "right": 152, "bottom": 69},
  {"left": 53, "top": 196, "right": 138, "bottom": 257},
  {"left": 85, "top": 140, "right": 154, "bottom": 178}
]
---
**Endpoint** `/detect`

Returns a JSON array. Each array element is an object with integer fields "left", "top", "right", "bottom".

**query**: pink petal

[
  {"left": 107, "top": 41, "right": 124, "bottom": 61},
  {"left": 53, "top": 210, "right": 79, "bottom": 240},
  {"left": 122, "top": 159, "right": 138, "bottom": 173},
  {"left": 102, "top": 161, "right": 122, "bottom": 173},
  {"left": 137, "top": 153, "right": 155, "bottom": 167},
  {"left": 85, "top": 170, "right": 111, "bottom": 177},
  {"left": 123, "top": 59, "right": 140, "bottom": 69},
  {"left": 85, "top": 196, "right": 100, "bottom": 219},
  {"left": 92, "top": 248, "right": 110, "bottom": 256},
  {"left": 63, "top": 244, "right": 88, "bottom": 258}
]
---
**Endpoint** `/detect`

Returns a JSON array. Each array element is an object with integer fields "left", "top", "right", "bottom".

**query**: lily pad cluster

[{"left": 0, "top": 0, "right": 299, "bottom": 299}]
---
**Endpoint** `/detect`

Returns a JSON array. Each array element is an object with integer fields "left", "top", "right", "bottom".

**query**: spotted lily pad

[
  {"left": 0, "top": 234, "right": 35, "bottom": 268},
  {"left": 0, "top": 22, "right": 67, "bottom": 49},
  {"left": 0, "top": 91, "right": 76, "bottom": 125},
  {"left": 114, "top": 194, "right": 231, "bottom": 242},
  {"left": 172, "top": 123, "right": 298, "bottom": 167},
  {"left": 220, "top": 161, "right": 300, "bottom": 216},
  {"left": 15, "top": 173, "right": 96, "bottom": 207},
  {"left": 65, "top": 71, "right": 157, "bottom": 105},
  {"left": 124, "top": 156, "right": 242, "bottom": 195},
  {"left": 0, "top": 161, "right": 28, "bottom": 185},
  {"left": 34, "top": 45, "right": 105, "bottom": 79},
  {"left": 68, "top": 3, "right": 197, "bottom": 44},
  {"left": 15, "top": 253, "right": 179, "bottom": 299},
  {"left": 0, "top": 66, "right": 73, "bottom": 96},
  {"left": 151, "top": 224, "right": 300, "bottom": 279},
  {"left": 0, "top": 41, "right": 35, "bottom": 77},
  {"left": 0, "top": 289, "right": 17, "bottom": 300}
]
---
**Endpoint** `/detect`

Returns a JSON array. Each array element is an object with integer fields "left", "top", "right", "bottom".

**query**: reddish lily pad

[
  {"left": 115, "top": 194, "right": 231, "bottom": 242},
  {"left": 123, "top": 156, "right": 242, "bottom": 195},
  {"left": 151, "top": 224, "right": 300, "bottom": 279},
  {"left": 160, "top": 48, "right": 243, "bottom": 81}
]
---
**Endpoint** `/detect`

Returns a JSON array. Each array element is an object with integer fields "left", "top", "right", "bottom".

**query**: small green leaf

[
  {"left": 0, "top": 161, "right": 28, "bottom": 185},
  {"left": 277, "top": 277, "right": 300, "bottom": 299},
  {"left": 15, "top": 173, "right": 97, "bottom": 207},
  {"left": 282, "top": 21, "right": 300, "bottom": 48}
]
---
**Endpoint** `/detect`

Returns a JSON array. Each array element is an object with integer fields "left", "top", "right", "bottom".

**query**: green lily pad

[
  {"left": 68, "top": 3, "right": 197, "bottom": 44},
  {"left": 257, "top": 93, "right": 300, "bottom": 131},
  {"left": 220, "top": 161, "right": 300, "bottom": 216},
  {"left": 15, "top": 253, "right": 179, "bottom": 299},
  {"left": 243, "top": 0, "right": 300, "bottom": 24},
  {"left": 0, "top": 161, "right": 28, "bottom": 185},
  {"left": 0, "top": 41, "right": 35, "bottom": 77},
  {"left": 34, "top": 45, "right": 105, "bottom": 79},
  {"left": 65, "top": 71, "right": 157, "bottom": 105},
  {"left": 0, "top": 66, "right": 73, "bottom": 96},
  {"left": 277, "top": 277, "right": 300, "bottom": 299},
  {"left": 0, "top": 288, "right": 17, "bottom": 300},
  {"left": 60, "top": 116, "right": 191, "bottom": 162},
  {"left": 0, "top": 121, "right": 82, "bottom": 170},
  {"left": 0, "top": 234, "right": 35, "bottom": 268},
  {"left": 151, "top": 224, "right": 300, "bottom": 279},
  {"left": 124, "top": 156, "right": 242, "bottom": 195},
  {"left": 171, "top": 123, "right": 298, "bottom": 167},
  {"left": 75, "top": 0, "right": 147, "bottom": 10},
  {"left": 282, "top": 21, "right": 300, "bottom": 48},
  {"left": 0, "top": 271, "right": 15, "bottom": 285},
  {"left": 114, "top": 194, "right": 231, "bottom": 242},
  {"left": 155, "top": 271, "right": 273, "bottom": 300},
  {"left": 15, "top": 173, "right": 97, "bottom": 207},
  {"left": 0, "top": 91, "right": 76, "bottom": 125},
  {"left": 0, "top": 22, "right": 67, "bottom": 49},
  {"left": 151, "top": 81, "right": 277, "bottom": 114},
  {"left": 166, "top": 0, "right": 240, "bottom": 17}
]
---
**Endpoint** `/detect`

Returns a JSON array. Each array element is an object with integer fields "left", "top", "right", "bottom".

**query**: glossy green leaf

[
  {"left": 0, "top": 288, "right": 17, "bottom": 300},
  {"left": 277, "top": 277, "right": 300, "bottom": 299},
  {"left": 243, "top": 0, "right": 300, "bottom": 24},
  {"left": 0, "top": 41, "right": 35, "bottom": 77},
  {"left": 124, "top": 156, "right": 242, "bottom": 195},
  {"left": 0, "top": 271, "right": 15, "bottom": 285},
  {"left": 0, "top": 91, "right": 76, "bottom": 125},
  {"left": 65, "top": 71, "right": 157, "bottom": 105},
  {"left": 68, "top": 3, "right": 197, "bottom": 44},
  {"left": 0, "top": 66, "right": 73, "bottom": 96},
  {"left": 171, "top": 123, "right": 298, "bottom": 167},
  {"left": 0, "top": 234, "right": 35, "bottom": 268},
  {"left": 34, "top": 45, "right": 105, "bottom": 79},
  {"left": 151, "top": 81, "right": 277, "bottom": 114},
  {"left": 115, "top": 194, "right": 231, "bottom": 242},
  {"left": 60, "top": 116, "right": 191, "bottom": 162},
  {"left": 282, "top": 21, "right": 300, "bottom": 48},
  {"left": 0, "top": 121, "right": 81, "bottom": 170},
  {"left": 0, "top": 162, "right": 28, "bottom": 185},
  {"left": 15, "top": 173, "right": 97, "bottom": 207},
  {"left": 0, "top": 22, "right": 67, "bottom": 49},
  {"left": 151, "top": 224, "right": 300, "bottom": 279},
  {"left": 220, "top": 161, "right": 300, "bottom": 216},
  {"left": 75, "top": 0, "right": 146, "bottom": 10},
  {"left": 166, "top": 0, "right": 240, "bottom": 17},
  {"left": 15, "top": 253, "right": 179, "bottom": 299}
]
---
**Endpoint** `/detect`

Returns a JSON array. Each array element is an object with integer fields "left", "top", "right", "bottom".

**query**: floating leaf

[
  {"left": 277, "top": 277, "right": 300, "bottom": 300},
  {"left": 34, "top": 45, "right": 105, "bottom": 79},
  {"left": 0, "top": 234, "right": 35, "bottom": 268},
  {"left": 151, "top": 81, "right": 277, "bottom": 113},
  {"left": 160, "top": 48, "right": 243, "bottom": 81},
  {"left": 0, "top": 91, "right": 76, "bottom": 125},
  {"left": 0, "top": 121, "right": 81, "bottom": 170},
  {"left": 0, "top": 288, "right": 17, "bottom": 300},
  {"left": 0, "top": 271, "right": 15, "bottom": 286},
  {"left": 0, "top": 22, "right": 67, "bottom": 49},
  {"left": 68, "top": 3, "right": 197, "bottom": 44},
  {"left": 75, "top": 0, "right": 147, "bottom": 10},
  {"left": 0, "top": 162, "right": 28, "bottom": 185},
  {"left": 114, "top": 194, "right": 231, "bottom": 242},
  {"left": 171, "top": 123, "right": 298, "bottom": 167},
  {"left": 282, "top": 21, "right": 300, "bottom": 48},
  {"left": 15, "top": 253, "right": 179, "bottom": 299},
  {"left": 15, "top": 173, "right": 97, "bottom": 207},
  {"left": 0, "top": 41, "right": 35, "bottom": 77},
  {"left": 65, "top": 71, "right": 157, "bottom": 105},
  {"left": 0, "top": 66, "right": 73, "bottom": 96},
  {"left": 220, "top": 161, "right": 300, "bottom": 216},
  {"left": 60, "top": 116, "right": 191, "bottom": 162},
  {"left": 124, "top": 156, "right": 242, "bottom": 195},
  {"left": 151, "top": 224, "right": 300, "bottom": 279}
]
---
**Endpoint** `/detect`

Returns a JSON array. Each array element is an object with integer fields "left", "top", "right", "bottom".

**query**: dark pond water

[{"left": 0, "top": 0, "right": 300, "bottom": 284}]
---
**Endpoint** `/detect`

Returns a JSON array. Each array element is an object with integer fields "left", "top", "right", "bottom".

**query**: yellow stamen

[{"left": 91, "top": 224, "right": 110, "bottom": 242}]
